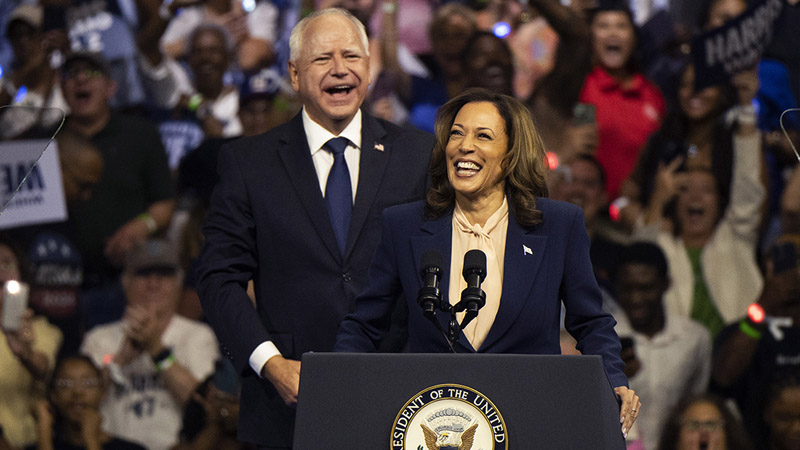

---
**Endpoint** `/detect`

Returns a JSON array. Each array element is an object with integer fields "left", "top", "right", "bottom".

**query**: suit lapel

[
  {"left": 344, "top": 113, "right": 389, "bottom": 260},
  {"left": 410, "top": 213, "right": 465, "bottom": 346},
  {"left": 410, "top": 213, "right": 480, "bottom": 352},
  {"left": 276, "top": 115, "right": 342, "bottom": 262},
  {"left": 481, "top": 215, "right": 547, "bottom": 350}
]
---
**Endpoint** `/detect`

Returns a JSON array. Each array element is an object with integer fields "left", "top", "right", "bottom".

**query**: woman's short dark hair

[{"left": 425, "top": 88, "right": 548, "bottom": 227}]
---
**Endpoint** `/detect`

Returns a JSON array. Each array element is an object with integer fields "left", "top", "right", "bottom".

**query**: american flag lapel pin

[
  {"left": 523, "top": 245, "right": 533, "bottom": 256},
  {"left": 373, "top": 142, "right": 384, "bottom": 152}
]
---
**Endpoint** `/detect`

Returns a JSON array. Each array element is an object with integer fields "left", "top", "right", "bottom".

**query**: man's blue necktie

[{"left": 324, "top": 137, "right": 352, "bottom": 255}]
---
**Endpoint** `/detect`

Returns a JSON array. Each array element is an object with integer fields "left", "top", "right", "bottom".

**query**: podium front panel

[{"left": 294, "top": 353, "right": 625, "bottom": 450}]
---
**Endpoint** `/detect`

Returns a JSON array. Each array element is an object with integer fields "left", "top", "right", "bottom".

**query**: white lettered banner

[
  {"left": 690, "top": 0, "right": 784, "bottom": 90},
  {"left": 0, "top": 140, "right": 66, "bottom": 229}
]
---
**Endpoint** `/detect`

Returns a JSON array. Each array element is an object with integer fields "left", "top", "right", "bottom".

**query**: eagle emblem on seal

[{"left": 419, "top": 407, "right": 478, "bottom": 450}]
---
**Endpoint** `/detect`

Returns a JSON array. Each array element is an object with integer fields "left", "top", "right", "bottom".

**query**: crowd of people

[{"left": 0, "top": 0, "right": 798, "bottom": 448}]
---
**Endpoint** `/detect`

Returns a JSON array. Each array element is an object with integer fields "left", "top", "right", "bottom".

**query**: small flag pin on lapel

[
  {"left": 373, "top": 142, "right": 384, "bottom": 152},
  {"left": 523, "top": 245, "right": 532, "bottom": 256}
]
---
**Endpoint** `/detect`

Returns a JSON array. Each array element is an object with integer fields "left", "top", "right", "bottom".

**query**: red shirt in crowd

[{"left": 579, "top": 66, "right": 665, "bottom": 200}]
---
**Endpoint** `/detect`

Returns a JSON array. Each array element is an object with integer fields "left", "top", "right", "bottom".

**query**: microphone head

[
  {"left": 420, "top": 250, "right": 443, "bottom": 277},
  {"left": 463, "top": 249, "right": 487, "bottom": 280}
]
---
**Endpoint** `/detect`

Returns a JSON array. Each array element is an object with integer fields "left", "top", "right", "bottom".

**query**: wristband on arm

[
  {"left": 739, "top": 303, "right": 766, "bottom": 340},
  {"left": 152, "top": 348, "right": 176, "bottom": 372}
]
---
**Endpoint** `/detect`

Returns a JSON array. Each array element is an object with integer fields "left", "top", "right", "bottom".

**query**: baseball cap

[
  {"left": 239, "top": 69, "right": 280, "bottom": 106},
  {"left": 125, "top": 240, "right": 180, "bottom": 273},
  {"left": 6, "top": 4, "right": 43, "bottom": 36},
  {"left": 61, "top": 51, "right": 111, "bottom": 76}
]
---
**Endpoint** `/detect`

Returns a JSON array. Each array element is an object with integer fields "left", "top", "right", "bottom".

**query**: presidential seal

[{"left": 390, "top": 384, "right": 508, "bottom": 450}]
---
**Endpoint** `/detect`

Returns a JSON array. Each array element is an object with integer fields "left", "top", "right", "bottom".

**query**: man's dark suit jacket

[
  {"left": 196, "top": 111, "right": 434, "bottom": 447},
  {"left": 334, "top": 199, "right": 628, "bottom": 389}
]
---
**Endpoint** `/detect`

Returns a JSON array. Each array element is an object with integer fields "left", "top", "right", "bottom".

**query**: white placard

[{"left": 0, "top": 139, "right": 66, "bottom": 229}]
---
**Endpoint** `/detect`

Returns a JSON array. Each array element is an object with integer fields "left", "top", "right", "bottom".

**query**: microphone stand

[
  {"left": 419, "top": 296, "right": 458, "bottom": 353},
  {"left": 417, "top": 249, "right": 487, "bottom": 353},
  {"left": 438, "top": 312, "right": 459, "bottom": 353},
  {"left": 446, "top": 310, "right": 460, "bottom": 352}
]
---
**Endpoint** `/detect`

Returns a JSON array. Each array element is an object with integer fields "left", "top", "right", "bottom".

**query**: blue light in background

[
  {"left": 493, "top": 22, "right": 511, "bottom": 39},
  {"left": 242, "top": 0, "right": 256, "bottom": 12},
  {"left": 14, "top": 86, "right": 27, "bottom": 103}
]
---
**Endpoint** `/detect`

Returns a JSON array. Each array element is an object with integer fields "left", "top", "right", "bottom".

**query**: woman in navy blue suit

[{"left": 334, "top": 88, "right": 640, "bottom": 437}]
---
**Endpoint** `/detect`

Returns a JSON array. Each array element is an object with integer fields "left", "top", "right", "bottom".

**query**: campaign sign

[
  {"left": 0, "top": 140, "right": 66, "bottom": 229},
  {"left": 690, "top": 0, "right": 783, "bottom": 90}
]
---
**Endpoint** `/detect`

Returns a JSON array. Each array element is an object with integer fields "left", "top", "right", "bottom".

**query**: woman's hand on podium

[
  {"left": 262, "top": 355, "right": 301, "bottom": 407},
  {"left": 614, "top": 386, "right": 640, "bottom": 439}
]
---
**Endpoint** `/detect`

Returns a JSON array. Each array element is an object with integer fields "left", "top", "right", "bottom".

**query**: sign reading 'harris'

[
  {"left": 690, "top": 0, "right": 784, "bottom": 90},
  {"left": 391, "top": 384, "right": 508, "bottom": 450}
]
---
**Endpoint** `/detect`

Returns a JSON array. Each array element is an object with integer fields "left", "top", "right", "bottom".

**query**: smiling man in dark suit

[{"left": 195, "top": 8, "right": 434, "bottom": 450}]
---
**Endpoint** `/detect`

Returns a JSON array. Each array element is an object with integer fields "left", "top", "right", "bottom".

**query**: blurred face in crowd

[
  {"left": 678, "top": 401, "right": 727, "bottom": 450},
  {"left": 676, "top": 170, "right": 720, "bottom": 241},
  {"left": 122, "top": 266, "right": 182, "bottom": 317},
  {"left": 463, "top": 34, "right": 514, "bottom": 96},
  {"left": 239, "top": 97, "right": 275, "bottom": 136},
  {"left": 569, "top": 0, "right": 599, "bottom": 15},
  {"left": 430, "top": 13, "right": 474, "bottom": 79},
  {"left": 766, "top": 385, "right": 800, "bottom": 450},
  {"left": 615, "top": 263, "right": 667, "bottom": 333},
  {"left": 336, "top": 0, "right": 375, "bottom": 28},
  {"left": 706, "top": 0, "right": 747, "bottom": 29},
  {"left": 289, "top": 13, "right": 370, "bottom": 135},
  {"left": 62, "top": 155, "right": 102, "bottom": 205},
  {"left": 7, "top": 20, "right": 42, "bottom": 65},
  {"left": 59, "top": 135, "right": 103, "bottom": 205},
  {"left": 61, "top": 61, "right": 116, "bottom": 122},
  {"left": 557, "top": 158, "right": 607, "bottom": 221},
  {"left": 679, "top": 65, "right": 723, "bottom": 122},
  {"left": 0, "top": 244, "right": 20, "bottom": 284},
  {"left": 0, "top": 243, "right": 21, "bottom": 311},
  {"left": 446, "top": 101, "right": 508, "bottom": 206},
  {"left": 188, "top": 27, "right": 230, "bottom": 95},
  {"left": 50, "top": 358, "right": 104, "bottom": 426},
  {"left": 591, "top": 11, "right": 635, "bottom": 73}
]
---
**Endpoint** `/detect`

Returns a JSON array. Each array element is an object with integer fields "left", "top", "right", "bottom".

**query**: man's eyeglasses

[{"left": 62, "top": 68, "right": 105, "bottom": 80}]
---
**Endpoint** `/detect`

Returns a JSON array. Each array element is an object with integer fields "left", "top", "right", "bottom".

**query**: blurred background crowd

[{"left": 0, "top": 0, "right": 798, "bottom": 447}]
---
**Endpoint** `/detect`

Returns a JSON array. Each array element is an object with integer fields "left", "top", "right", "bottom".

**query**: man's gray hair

[{"left": 288, "top": 8, "right": 370, "bottom": 62}]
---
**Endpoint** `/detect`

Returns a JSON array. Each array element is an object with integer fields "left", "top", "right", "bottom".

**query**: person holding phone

[
  {"left": 157, "top": 0, "right": 279, "bottom": 72},
  {"left": 578, "top": 2, "right": 665, "bottom": 201},
  {"left": 0, "top": 236, "right": 63, "bottom": 448},
  {"left": 612, "top": 242, "right": 712, "bottom": 450},
  {"left": 0, "top": 4, "right": 69, "bottom": 140},
  {"left": 170, "top": 361, "right": 251, "bottom": 450}
]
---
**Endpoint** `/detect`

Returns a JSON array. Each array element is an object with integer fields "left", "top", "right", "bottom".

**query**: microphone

[
  {"left": 457, "top": 249, "right": 487, "bottom": 329},
  {"left": 417, "top": 250, "right": 443, "bottom": 317}
]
